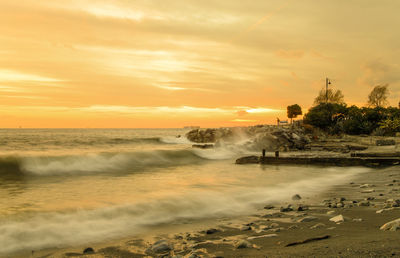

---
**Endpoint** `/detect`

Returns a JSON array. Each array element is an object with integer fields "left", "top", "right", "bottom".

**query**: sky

[{"left": 0, "top": 0, "right": 399, "bottom": 128}]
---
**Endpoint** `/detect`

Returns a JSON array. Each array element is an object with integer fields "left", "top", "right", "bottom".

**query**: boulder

[{"left": 380, "top": 218, "right": 400, "bottom": 231}]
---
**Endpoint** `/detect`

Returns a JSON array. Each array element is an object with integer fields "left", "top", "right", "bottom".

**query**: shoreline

[{"left": 19, "top": 165, "right": 400, "bottom": 258}]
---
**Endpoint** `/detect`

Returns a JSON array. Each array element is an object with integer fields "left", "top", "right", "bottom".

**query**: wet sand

[{"left": 17, "top": 165, "right": 400, "bottom": 258}]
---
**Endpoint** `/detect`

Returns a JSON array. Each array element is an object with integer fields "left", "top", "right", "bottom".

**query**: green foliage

[
  {"left": 303, "top": 103, "right": 347, "bottom": 130},
  {"left": 378, "top": 118, "right": 400, "bottom": 136},
  {"left": 287, "top": 104, "right": 302, "bottom": 123},
  {"left": 304, "top": 103, "right": 400, "bottom": 135}
]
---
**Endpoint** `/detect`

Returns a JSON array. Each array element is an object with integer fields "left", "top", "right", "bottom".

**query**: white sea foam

[{"left": 0, "top": 166, "right": 369, "bottom": 254}]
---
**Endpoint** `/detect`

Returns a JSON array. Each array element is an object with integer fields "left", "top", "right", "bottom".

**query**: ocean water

[{"left": 0, "top": 129, "right": 369, "bottom": 255}]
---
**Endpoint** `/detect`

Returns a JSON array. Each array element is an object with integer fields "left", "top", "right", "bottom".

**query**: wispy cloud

[{"left": 0, "top": 70, "right": 63, "bottom": 82}]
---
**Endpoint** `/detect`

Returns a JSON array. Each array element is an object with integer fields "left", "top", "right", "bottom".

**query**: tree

[
  {"left": 303, "top": 103, "right": 347, "bottom": 130},
  {"left": 314, "top": 88, "right": 345, "bottom": 105},
  {"left": 368, "top": 84, "right": 389, "bottom": 108},
  {"left": 287, "top": 104, "right": 302, "bottom": 124}
]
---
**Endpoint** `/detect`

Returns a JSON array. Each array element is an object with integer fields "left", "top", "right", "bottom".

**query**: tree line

[{"left": 287, "top": 84, "right": 400, "bottom": 135}]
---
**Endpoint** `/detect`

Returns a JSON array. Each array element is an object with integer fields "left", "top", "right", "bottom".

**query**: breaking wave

[
  {"left": 0, "top": 149, "right": 209, "bottom": 177},
  {"left": 0, "top": 166, "right": 368, "bottom": 254}
]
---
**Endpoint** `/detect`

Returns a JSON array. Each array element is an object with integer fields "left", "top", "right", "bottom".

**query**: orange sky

[{"left": 0, "top": 0, "right": 399, "bottom": 128}]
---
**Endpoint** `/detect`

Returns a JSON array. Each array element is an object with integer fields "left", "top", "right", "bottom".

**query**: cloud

[
  {"left": 236, "top": 110, "right": 249, "bottom": 116},
  {"left": 275, "top": 49, "right": 305, "bottom": 59},
  {"left": 357, "top": 59, "right": 400, "bottom": 87}
]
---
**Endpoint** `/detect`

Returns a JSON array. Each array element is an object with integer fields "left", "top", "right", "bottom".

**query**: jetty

[{"left": 236, "top": 155, "right": 400, "bottom": 167}]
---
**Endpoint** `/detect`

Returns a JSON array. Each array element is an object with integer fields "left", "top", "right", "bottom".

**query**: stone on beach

[
  {"left": 235, "top": 240, "right": 252, "bottom": 249},
  {"left": 83, "top": 247, "right": 95, "bottom": 254},
  {"left": 310, "top": 223, "right": 326, "bottom": 229},
  {"left": 297, "top": 216, "right": 318, "bottom": 223},
  {"left": 206, "top": 228, "right": 220, "bottom": 234},
  {"left": 380, "top": 218, "right": 400, "bottom": 231},
  {"left": 247, "top": 234, "right": 277, "bottom": 240},
  {"left": 280, "top": 204, "right": 294, "bottom": 212},
  {"left": 329, "top": 214, "right": 345, "bottom": 223},
  {"left": 147, "top": 240, "right": 172, "bottom": 254}
]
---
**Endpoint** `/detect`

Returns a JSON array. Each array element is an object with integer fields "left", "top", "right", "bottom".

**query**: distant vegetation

[
  {"left": 303, "top": 84, "right": 400, "bottom": 136},
  {"left": 287, "top": 104, "right": 302, "bottom": 124}
]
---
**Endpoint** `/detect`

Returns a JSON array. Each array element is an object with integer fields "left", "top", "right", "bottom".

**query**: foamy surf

[{"left": 0, "top": 166, "right": 369, "bottom": 255}]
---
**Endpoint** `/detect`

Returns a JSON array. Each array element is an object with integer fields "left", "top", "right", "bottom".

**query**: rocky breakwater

[{"left": 186, "top": 125, "right": 311, "bottom": 152}]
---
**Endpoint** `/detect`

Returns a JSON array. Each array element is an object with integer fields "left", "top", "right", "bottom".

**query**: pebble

[
  {"left": 380, "top": 218, "right": 400, "bottom": 231},
  {"left": 310, "top": 223, "right": 326, "bottom": 229},
  {"left": 329, "top": 214, "right": 345, "bottom": 223},
  {"left": 361, "top": 189, "right": 375, "bottom": 193},
  {"left": 358, "top": 200, "right": 370, "bottom": 207},
  {"left": 326, "top": 210, "right": 335, "bottom": 215},
  {"left": 148, "top": 240, "right": 172, "bottom": 254},
  {"left": 247, "top": 234, "right": 277, "bottom": 240},
  {"left": 235, "top": 240, "right": 252, "bottom": 249},
  {"left": 280, "top": 205, "right": 293, "bottom": 212},
  {"left": 206, "top": 228, "right": 220, "bottom": 234},
  {"left": 297, "top": 216, "right": 318, "bottom": 223}
]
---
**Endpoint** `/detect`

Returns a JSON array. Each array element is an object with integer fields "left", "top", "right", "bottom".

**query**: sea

[{"left": 0, "top": 128, "right": 369, "bottom": 255}]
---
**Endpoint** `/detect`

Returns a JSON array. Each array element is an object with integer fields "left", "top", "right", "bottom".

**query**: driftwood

[{"left": 285, "top": 235, "right": 331, "bottom": 247}]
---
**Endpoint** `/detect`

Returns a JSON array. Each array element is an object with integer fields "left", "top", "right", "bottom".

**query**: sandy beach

[{"left": 22, "top": 163, "right": 400, "bottom": 258}]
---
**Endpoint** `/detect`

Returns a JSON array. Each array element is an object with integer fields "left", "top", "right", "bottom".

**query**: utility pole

[{"left": 325, "top": 77, "right": 331, "bottom": 103}]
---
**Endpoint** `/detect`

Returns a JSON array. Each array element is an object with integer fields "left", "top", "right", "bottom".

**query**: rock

[
  {"left": 297, "top": 216, "right": 318, "bottom": 223},
  {"left": 297, "top": 205, "right": 309, "bottom": 211},
  {"left": 248, "top": 234, "right": 277, "bottom": 240},
  {"left": 192, "top": 144, "right": 214, "bottom": 149},
  {"left": 326, "top": 210, "right": 335, "bottom": 215},
  {"left": 310, "top": 223, "right": 326, "bottom": 229},
  {"left": 264, "top": 204, "right": 275, "bottom": 209},
  {"left": 359, "top": 184, "right": 371, "bottom": 188},
  {"left": 376, "top": 139, "right": 396, "bottom": 146},
  {"left": 288, "top": 225, "right": 299, "bottom": 230},
  {"left": 83, "top": 247, "right": 95, "bottom": 254},
  {"left": 292, "top": 194, "right": 302, "bottom": 201},
  {"left": 280, "top": 205, "right": 293, "bottom": 212},
  {"left": 269, "top": 222, "right": 280, "bottom": 228},
  {"left": 206, "top": 228, "right": 220, "bottom": 234},
  {"left": 380, "top": 218, "right": 400, "bottom": 231},
  {"left": 353, "top": 218, "right": 363, "bottom": 222},
  {"left": 329, "top": 215, "right": 345, "bottom": 223},
  {"left": 235, "top": 240, "right": 252, "bottom": 249},
  {"left": 240, "top": 226, "right": 252, "bottom": 231},
  {"left": 361, "top": 189, "right": 375, "bottom": 193},
  {"left": 268, "top": 228, "right": 281, "bottom": 232},
  {"left": 236, "top": 156, "right": 259, "bottom": 164},
  {"left": 148, "top": 240, "right": 172, "bottom": 254},
  {"left": 358, "top": 200, "right": 370, "bottom": 207}
]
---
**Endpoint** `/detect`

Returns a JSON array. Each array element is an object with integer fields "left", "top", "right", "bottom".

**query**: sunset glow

[{"left": 0, "top": 0, "right": 399, "bottom": 127}]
